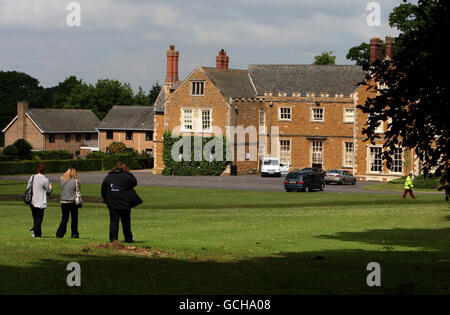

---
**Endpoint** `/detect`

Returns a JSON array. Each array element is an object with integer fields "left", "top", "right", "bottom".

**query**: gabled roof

[
  {"left": 248, "top": 64, "right": 366, "bottom": 96},
  {"left": 98, "top": 105, "right": 154, "bottom": 130},
  {"left": 26, "top": 108, "right": 100, "bottom": 133},
  {"left": 202, "top": 67, "right": 257, "bottom": 99}
]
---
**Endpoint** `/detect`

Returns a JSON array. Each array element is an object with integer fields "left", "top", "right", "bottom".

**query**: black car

[
  {"left": 284, "top": 171, "right": 325, "bottom": 192},
  {"left": 297, "top": 167, "right": 326, "bottom": 180}
]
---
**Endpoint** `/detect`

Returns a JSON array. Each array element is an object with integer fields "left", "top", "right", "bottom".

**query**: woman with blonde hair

[{"left": 56, "top": 168, "right": 81, "bottom": 238}]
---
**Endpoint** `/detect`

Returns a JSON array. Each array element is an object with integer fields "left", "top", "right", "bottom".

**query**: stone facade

[{"left": 153, "top": 42, "right": 418, "bottom": 180}]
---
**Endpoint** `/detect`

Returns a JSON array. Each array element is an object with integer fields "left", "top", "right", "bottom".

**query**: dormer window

[{"left": 191, "top": 81, "right": 204, "bottom": 96}]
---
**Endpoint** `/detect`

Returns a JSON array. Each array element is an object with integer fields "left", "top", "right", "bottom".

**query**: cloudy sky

[{"left": 0, "top": 0, "right": 404, "bottom": 93}]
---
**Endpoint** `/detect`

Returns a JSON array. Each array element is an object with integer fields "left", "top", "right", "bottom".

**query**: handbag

[
  {"left": 23, "top": 175, "right": 34, "bottom": 205},
  {"left": 75, "top": 179, "right": 82, "bottom": 208},
  {"left": 129, "top": 189, "right": 143, "bottom": 208}
]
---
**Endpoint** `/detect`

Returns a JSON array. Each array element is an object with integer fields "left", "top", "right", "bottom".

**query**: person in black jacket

[{"left": 101, "top": 162, "right": 137, "bottom": 243}]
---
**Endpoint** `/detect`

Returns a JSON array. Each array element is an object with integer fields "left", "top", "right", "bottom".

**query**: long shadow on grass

[
  {"left": 0, "top": 230, "right": 449, "bottom": 295},
  {"left": 316, "top": 228, "right": 450, "bottom": 252}
]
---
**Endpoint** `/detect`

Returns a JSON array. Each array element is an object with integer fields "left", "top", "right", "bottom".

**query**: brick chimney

[
  {"left": 370, "top": 37, "right": 383, "bottom": 64},
  {"left": 216, "top": 49, "right": 229, "bottom": 69},
  {"left": 165, "top": 45, "right": 179, "bottom": 85},
  {"left": 385, "top": 36, "right": 395, "bottom": 60},
  {"left": 17, "top": 101, "right": 29, "bottom": 139}
]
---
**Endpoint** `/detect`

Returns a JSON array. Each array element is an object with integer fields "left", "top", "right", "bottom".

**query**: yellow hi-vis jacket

[{"left": 404, "top": 176, "right": 414, "bottom": 189}]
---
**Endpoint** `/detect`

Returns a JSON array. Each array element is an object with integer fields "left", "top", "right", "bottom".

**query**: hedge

[
  {"left": 162, "top": 132, "right": 230, "bottom": 176},
  {"left": 0, "top": 155, "right": 154, "bottom": 175},
  {"left": 0, "top": 159, "right": 102, "bottom": 175},
  {"left": 32, "top": 150, "right": 73, "bottom": 160},
  {"left": 102, "top": 154, "right": 153, "bottom": 170}
]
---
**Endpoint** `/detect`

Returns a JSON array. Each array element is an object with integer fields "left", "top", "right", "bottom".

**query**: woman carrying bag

[
  {"left": 25, "top": 163, "right": 52, "bottom": 238},
  {"left": 101, "top": 162, "right": 141, "bottom": 243},
  {"left": 56, "top": 168, "right": 82, "bottom": 238}
]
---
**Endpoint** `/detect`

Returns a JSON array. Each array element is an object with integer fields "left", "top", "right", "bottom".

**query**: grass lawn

[
  {"left": 363, "top": 182, "right": 439, "bottom": 192},
  {"left": 0, "top": 180, "right": 449, "bottom": 295}
]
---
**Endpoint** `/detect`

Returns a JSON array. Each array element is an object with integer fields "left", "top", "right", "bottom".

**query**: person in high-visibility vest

[{"left": 403, "top": 171, "right": 416, "bottom": 199}]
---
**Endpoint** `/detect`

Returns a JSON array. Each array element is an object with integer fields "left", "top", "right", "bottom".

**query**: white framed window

[
  {"left": 278, "top": 107, "right": 291, "bottom": 121},
  {"left": 191, "top": 81, "right": 204, "bottom": 96},
  {"left": 368, "top": 146, "right": 383, "bottom": 173},
  {"left": 311, "top": 108, "right": 324, "bottom": 122},
  {"left": 390, "top": 148, "right": 403, "bottom": 173},
  {"left": 311, "top": 141, "right": 323, "bottom": 166},
  {"left": 201, "top": 109, "right": 211, "bottom": 132},
  {"left": 344, "top": 108, "right": 355, "bottom": 123},
  {"left": 280, "top": 140, "right": 291, "bottom": 165},
  {"left": 343, "top": 142, "right": 354, "bottom": 167},
  {"left": 259, "top": 109, "right": 266, "bottom": 134},
  {"left": 182, "top": 109, "right": 193, "bottom": 131}
]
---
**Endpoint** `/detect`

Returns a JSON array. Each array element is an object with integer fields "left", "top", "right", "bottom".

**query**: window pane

[
  {"left": 280, "top": 140, "right": 291, "bottom": 165},
  {"left": 370, "top": 147, "right": 382, "bottom": 172},
  {"left": 202, "top": 110, "right": 211, "bottom": 131},
  {"left": 344, "top": 142, "right": 354, "bottom": 167}
]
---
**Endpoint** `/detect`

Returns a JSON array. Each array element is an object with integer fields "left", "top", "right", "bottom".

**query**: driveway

[{"left": 1, "top": 170, "right": 397, "bottom": 194}]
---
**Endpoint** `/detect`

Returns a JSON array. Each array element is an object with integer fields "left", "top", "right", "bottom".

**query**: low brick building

[
  {"left": 97, "top": 105, "right": 154, "bottom": 156},
  {"left": 153, "top": 39, "right": 418, "bottom": 181},
  {"left": 2, "top": 101, "right": 100, "bottom": 157}
]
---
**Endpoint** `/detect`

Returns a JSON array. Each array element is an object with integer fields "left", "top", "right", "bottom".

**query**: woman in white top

[{"left": 26, "top": 163, "right": 52, "bottom": 238}]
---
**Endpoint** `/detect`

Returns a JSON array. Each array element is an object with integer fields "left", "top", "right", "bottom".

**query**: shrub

[
  {"left": 413, "top": 174, "right": 441, "bottom": 189},
  {"left": 12, "top": 139, "right": 33, "bottom": 160},
  {"left": 108, "top": 142, "right": 127, "bottom": 154},
  {"left": 86, "top": 151, "right": 110, "bottom": 160},
  {"left": 32, "top": 150, "right": 73, "bottom": 160},
  {"left": 3, "top": 145, "right": 18, "bottom": 156},
  {"left": 162, "top": 132, "right": 230, "bottom": 176}
]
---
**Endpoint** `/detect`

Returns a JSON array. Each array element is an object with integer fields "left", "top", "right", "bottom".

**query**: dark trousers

[
  {"left": 56, "top": 203, "right": 79, "bottom": 238},
  {"left": 403, "top": 189, "right": 416, "bottom": 199},
  {"left": 109, "top": 208, "right": 133, "bottom": 243},
  {"left": 30, "top": 206, "right": 45, "bottom": 237}
]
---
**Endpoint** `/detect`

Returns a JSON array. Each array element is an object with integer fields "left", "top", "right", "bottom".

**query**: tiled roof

[
  {"left": 98, "top": 106, "right": 154, "bottom": 130},
  {"left": 202, "top": 67, "right": 257, "bottom": 99},
  {"left": 27, "top": 108, "right": 100, "bottom": 132},
  {"left": 248, "top": 64, "right": 366, "bottom": 96}
]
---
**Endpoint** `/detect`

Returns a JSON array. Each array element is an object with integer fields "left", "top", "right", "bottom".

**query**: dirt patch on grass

[{"left": 85, "top": 241, "right": 168, "bottom": 258}]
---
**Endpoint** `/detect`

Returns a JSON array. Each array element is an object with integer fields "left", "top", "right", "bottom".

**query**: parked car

[
  {"left": 280, "top": 162, "right": 290, "bottom": 175},
  {"left": 298, "top": 167, "right": 326, "bottom": 180},
  {"left": 324, "top": 169, "right": 356, "bottom": 185},
  {"left": 284, "top": 171, "right": 325, "bottom": 192},
  {"left": 261, "top": 157, "right": 282, "bottom": 177}
]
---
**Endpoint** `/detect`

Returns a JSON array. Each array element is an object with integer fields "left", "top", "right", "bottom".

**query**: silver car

[{"left": 324, "top": 169, "right": 356, "bottom": 185}]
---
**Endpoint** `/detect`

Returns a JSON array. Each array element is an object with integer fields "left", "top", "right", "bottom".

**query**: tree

[
  {"left": 51, "top": 76, "right": 82, "bottom": 108},
  {"left": 134, "top": 86, "right": 149, "bottom": 106},
  {"left": 148, "top": 81, "right": 161, "bottom": 105},
  {"left": 313, "top": 51, "right": 336, "bottom": 65},
  {"left": 64, "top": 79, "right": 134, "bottom": 119},
  {"left": 358, "top": 0, "right": 450, "bottom": 200},
  {"left": 108, "top": 142, "right": 127, "bottom": 154},
  {"left": 13, "top": 139, "right": 33, "bottom": 160}
]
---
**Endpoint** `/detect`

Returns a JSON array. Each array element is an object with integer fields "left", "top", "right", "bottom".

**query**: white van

[{"left": 261, "top": 157, "right": 290, "bottom": 177}]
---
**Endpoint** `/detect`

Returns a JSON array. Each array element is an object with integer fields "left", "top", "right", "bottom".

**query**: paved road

[{"left": 0, "top": 170, "right": 406, "bottom": 194}]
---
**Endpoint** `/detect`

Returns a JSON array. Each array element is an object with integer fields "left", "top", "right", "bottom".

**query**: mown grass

[{"left": 0, "top": 180, "right": 449, "bottom": 295}]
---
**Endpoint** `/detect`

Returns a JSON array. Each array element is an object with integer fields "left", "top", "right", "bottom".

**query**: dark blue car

[{"left": 284, "top": 171, "right": 325, "bottom": 192}]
